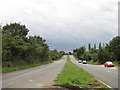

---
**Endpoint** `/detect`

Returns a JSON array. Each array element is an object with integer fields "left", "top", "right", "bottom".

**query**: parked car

[
  {"left": 82, "top": 60, "right": 87, "bottom": 64},
  {"left": 104, "top": 61, "right": 114, "bottom": 67},
  {"left": 78, "top": 60, "right": 82, "bottom": 63}
]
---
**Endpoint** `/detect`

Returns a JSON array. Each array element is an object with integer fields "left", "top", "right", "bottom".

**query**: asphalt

[
  {"left": 69, "top": 55, "right": 119, "bottom": 89},
  {"left": 2, "top": 56, "right": 67, "bottom": 88}
]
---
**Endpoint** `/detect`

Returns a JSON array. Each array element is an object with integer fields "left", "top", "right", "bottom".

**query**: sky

[{"left": 0, "top": 0, "right": 119, "bottom": 52}]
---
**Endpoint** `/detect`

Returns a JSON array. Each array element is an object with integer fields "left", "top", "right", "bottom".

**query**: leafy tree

[
  {"left": 73, "top": 48, "right": 78, "bottom": 53},
  {"left": 94, "top": 44, "right": 96, "bottom": 49},
  {"left": 88, "top": 43, "right": 91, "bottom": 50},
  {"left": 82, "top": 51, "right": 91, "bottom": 61},
  {"left": 89, "top": 48, "right": 98, "bottom": 54},
  {"left": 88, "top": 48, "right": 98, "bottom": 61},
  {"left": 97, "top": 48, "right": 111, "bottom": 64},
  {"left": 69, "top": 52, "right": 72, "bottom": 55},
  {"left": 76, "top": 46, "right": 86, "bottom": 59},
  {"left": 2, "top": 23, "right": 65, "bottom": 67},
  {"left": 2, "top": 34, "right": 28, "bottom": 66},
  {"left": 73, "top": 36, "right": 120, "bottom": 64},
  {"left": 48, "top": 50, "right": 64, "bottom": 60},
  {"left": 109, "top": 36, "right": 120, "bottom": 61},
  {"left": 3, "top": 23, "right": 29, "bottom": 39}
]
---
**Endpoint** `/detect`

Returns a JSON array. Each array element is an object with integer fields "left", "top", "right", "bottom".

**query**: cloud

[{"left": 0, "top": 0, "right": 119, "bottom": 51}]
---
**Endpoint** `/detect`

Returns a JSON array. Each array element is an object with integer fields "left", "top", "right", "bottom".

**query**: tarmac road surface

[{"left": 2, "top": 56, "right": 67, "bottom": 88}]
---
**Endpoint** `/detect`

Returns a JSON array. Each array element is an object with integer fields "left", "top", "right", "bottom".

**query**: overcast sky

[{"left": 0, "top": 0, "right": 119, "bottom": 52}]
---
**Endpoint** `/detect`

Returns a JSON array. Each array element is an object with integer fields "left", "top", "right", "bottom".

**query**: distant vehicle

[
  {"left": 82, "top": 60, "right": 87, "bottom": 64},
  {"left": 104, "top": 61, "right": 114, "bottom": 67},
  {"left": 78, "top": 60, "right": 82, "bottom": 63}
]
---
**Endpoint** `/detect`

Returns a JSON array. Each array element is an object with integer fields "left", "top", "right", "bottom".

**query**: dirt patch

[{"left": 54, "top": 85, "right": 87, "bottom": 89}]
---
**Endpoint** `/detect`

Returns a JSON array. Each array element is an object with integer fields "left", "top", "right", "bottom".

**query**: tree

[
  {"left": 94, "top": 44, "right": 96, "bottom": 49},
  {"left": 82, "top": 51, "right": 91, "bottom": 61},
  {"left": 48, "top": 50, "right": 64, "bottom": 60},
  {"left": 2, "top": 23, "right": 51, "bottom": 67},
  {"left": 88, "top": 43, "right": 91, "bottom": 50},
  {"left": 87, "top": 48, "right": 98, "bottom": 61},
  {"left": 109, "top": 36, "right": 120, "bottom": 61},
  {"left": 76, "top": 46, "right": 86, "bottom": 59},
  {"left": 89, "top": 48, "right": 98, "bottom": 54},
  {"left": 73, "top": 48, "right": 78, "bottom": 53},
  {"left": 97, "top": 48, "right": 112, "bottom": 64},
  {"left": 69, "top": 52, "right": 72, "bottom": 55},
  {"left": 2, "top": 33, "right": 28, "bottom": 66},
  {"left": 3, "top": 23, "right": 29, "bottom": 39}
]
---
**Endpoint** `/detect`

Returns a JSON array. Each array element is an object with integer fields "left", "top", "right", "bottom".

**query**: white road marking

[{"left": 98, "top": 79, "right": 112, "bottom": 88}]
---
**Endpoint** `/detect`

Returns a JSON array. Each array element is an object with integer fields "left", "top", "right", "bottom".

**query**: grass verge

[
  {"left": 2, "top": 60, "right": 54, "bottom": 73},
  {"left": 55, "top": 56, "right": 108, "bottom": 88}
]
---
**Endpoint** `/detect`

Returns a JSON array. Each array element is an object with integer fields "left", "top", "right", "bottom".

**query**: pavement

[
  {"left": 69, "top": 55, "right": 119, "bottom": 89},
  {"left": 2, "top": 56, "right": 67, "bottom": 88}
]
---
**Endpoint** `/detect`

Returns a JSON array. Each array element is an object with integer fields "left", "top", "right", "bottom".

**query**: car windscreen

[{"left": 107, "top": 62, "right": 113, "bottom": 64}]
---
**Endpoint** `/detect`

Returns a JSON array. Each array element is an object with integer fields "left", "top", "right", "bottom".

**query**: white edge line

[{"left": 94, "top": 77, "right": 112, "bottom": 88}]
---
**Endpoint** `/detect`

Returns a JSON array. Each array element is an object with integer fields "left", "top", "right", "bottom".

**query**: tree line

[
  {"left": 1, "top": 23, "right": 65, "bottom": 67},
  {"left": 73, "top": 36, "right": 120, "bottom": 64}
]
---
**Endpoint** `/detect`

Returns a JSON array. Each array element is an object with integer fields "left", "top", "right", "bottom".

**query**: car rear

[
  {"left": 104, "top": 61, "right": 114, "bottom": 67},
  {"left": 78, "top": 60, "right": 82, "bottom": 63},
  {"left": 82, "top": 60, "right": 87, "bottom": 64}
]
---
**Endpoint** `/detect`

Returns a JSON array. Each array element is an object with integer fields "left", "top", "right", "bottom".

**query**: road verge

[
  {"left": 2, "top": 60, "right": 54, "bottom": 73},
  {"left": 54, "top": 56, "right": 108, "bottom": 89}
]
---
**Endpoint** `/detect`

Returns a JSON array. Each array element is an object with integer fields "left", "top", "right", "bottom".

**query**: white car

[
  {"left": 78, "top": 60, "right": 82, "bottom": 63},
  {"left": 82, "top": 60, "right": 87, "bottom": 64}
]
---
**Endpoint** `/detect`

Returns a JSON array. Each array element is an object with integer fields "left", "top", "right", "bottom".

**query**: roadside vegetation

[
  {"left": 1, "top": 23, "right": 65, "bottom": 72},
  {"left": 2, "top": 60, "right": 53, "bottom": 73},
  {"left": 73, "top": 36, "right": 120, "bottom": 66},
  {"left": 55, "top": 56, "right": 107, "bottom": 88}
]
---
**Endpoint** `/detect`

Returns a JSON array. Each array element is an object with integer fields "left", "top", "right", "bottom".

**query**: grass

[
  {"left": 2, "top": 60, "right": 54, "bottom": 73},
  {"left": 55, "top": 56, "right": 108, "bottom": 88}
]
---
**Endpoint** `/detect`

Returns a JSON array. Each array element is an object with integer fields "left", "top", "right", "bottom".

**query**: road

[
  {"left": 2, "top": 56, "right": 67, "bottom": 88},
  {"left": 69, "top": 55, "right": 119, "bottom": 89}
]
